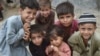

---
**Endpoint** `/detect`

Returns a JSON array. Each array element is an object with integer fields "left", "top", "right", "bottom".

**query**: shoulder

[
  {"left": 70, "top": 31, "right": 80, "bottom": 38},
  {"left": 62, "top": 42, "right": 70, "bottom": 48},
  {"left": 72, "top": 19, "right": 78, "bottom": 26},
  {"left": 7, "top": 15, "right": 20, "bottom": 24},
  {"left": 60, "top": 42, "right": 71, "bottom": 52},
  {"left": 54, "top": 21, "right": 61, "bottom": 26},
  {"left": 68, "top": 31, "right": 80, "bottom": 42},
  {"left": 93, "top": 31, "right": 100, "bottom": 41}
]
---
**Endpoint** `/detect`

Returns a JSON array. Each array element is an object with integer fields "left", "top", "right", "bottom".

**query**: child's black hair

[
  {"left": 48, "top": 25, "right": 64, "bottom": 39},
  {"left": 20, "top": 0, "right": 39, "bottom": 10},
  {"left": 56, "top": 1, "right": 74, "bottom": 17},
  {"left": 30, "top": 24, "right": 45, "bottom": 37}
]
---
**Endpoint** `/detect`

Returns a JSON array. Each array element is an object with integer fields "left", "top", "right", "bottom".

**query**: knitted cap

[{"left": 78, "top": 13, "right": 96, "bottom": 24}]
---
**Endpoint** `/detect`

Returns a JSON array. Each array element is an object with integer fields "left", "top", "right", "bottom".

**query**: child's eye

[
  {"left": 27, "top": 11, "right": 31, "bottom": 14},
  {"left": 66, "top": 16, "right": 71, "bottom": 18},
  {"left": 81, "top": 28, "right": 85, "bottom": 30},
  {"left": 31, "top": 37, "right": 35, "bottom": 40},
  {"left": 37, "top": 36, "right": 42, "bottom": 38},
  {"left": 88, "top": 28, "right": 92, "bottom": 31},
  {"left": 59, "top": 17, "right": 64, "bottom": 19}
]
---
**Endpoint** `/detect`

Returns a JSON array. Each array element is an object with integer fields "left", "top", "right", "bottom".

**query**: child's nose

[
  {"left": 84, "top": 30, "right": 88, "bottom": 34},
  {"left": 64, "top": 18, "right": 67, "bottom": 22}
]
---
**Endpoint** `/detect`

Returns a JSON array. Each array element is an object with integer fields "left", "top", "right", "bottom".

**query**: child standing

[
  {"left": 46, "top": 25, "right": 71, "bottom": 56},
  {"left": 68, "top": 13, "right": 100, "bottom": 56},
  {"left": 35, "top": 0, "right": 55, "bottom": 33},
  {"left": 0, "top": 0, "right": 39, "bottom": 56},
  {"left": 29, "top": 24, "right": 48, "bottom": 56},
  {"left": 55, "top": 1, "right": 78, "bottom": 43}
]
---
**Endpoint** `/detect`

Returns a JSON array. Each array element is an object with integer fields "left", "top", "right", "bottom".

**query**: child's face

[
  {"left": 58, "top": 13, "right": 74, "bottom": 27},
  {"left": 31, "top": 33, "right": 44, "bottom": 46},
  {"left": 50, "top": 36, "right": 63, "bottom": 47},
  {"left": 40, "top": 6, "right": 51, "bottom": 17},
  {"left": 20, "top": 7, "right": 37, "bottom": 23},
  {"left": 79, "top": 23, "right": 96, "bottom": 40}
]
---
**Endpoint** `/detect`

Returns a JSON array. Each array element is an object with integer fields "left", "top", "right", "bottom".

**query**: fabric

[
  {"left": 46, "top": 42, "right": 71, "bottom": 56},
  {"left": 0, "top": 15, "right": 31, "bottom": 56},
  {"left": 29, "top": 39, "right": 48, "bottom": 56},
  {"left": 78, "top": 13, "right": 96, "bottom": 23},
  {"left": 68, "top": 31, "right": 100, "bottom": 56},
  {"left": 55, "top": 19, "right": 78, "bottom": 43}
]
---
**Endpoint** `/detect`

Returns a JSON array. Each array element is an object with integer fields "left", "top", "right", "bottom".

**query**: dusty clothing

[
  {"left": 68, "top": 31, "right": 100, "bottom": 56},
  {"left": 55, "top": 20, "right": 78, "bottom": 43},
  {"left": 35, "top": 11, "right": 55, "bottom": 32},
  {"left": 46, "top": 42, "right": 71, "bottom": 56}
]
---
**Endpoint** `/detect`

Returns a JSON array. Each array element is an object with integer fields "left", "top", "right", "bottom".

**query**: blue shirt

[{"left": 0, "top": 15, "right": 31, "bottom": 56}]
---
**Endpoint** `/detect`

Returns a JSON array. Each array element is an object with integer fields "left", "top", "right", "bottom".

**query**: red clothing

[
  {"left": 46, "top": 42, "right": 71, "bottom": 56},
  {"left": 55, "top": 19, "right": 78, "bottom": 43}
]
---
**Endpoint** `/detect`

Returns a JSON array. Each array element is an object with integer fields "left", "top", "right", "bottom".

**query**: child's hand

[
  {"left": 23, "top": 31, "right": 30, "bottom": 41},
  {"left": 47, "top": 45, "right": 54, "bottom": 54},
  {"left": 52, "top": 46, "right": 59, "bottom": 53},
  {"left": 23, "top": 22, "right": 30, "bottom": 32},
  {"left": 23, "top": 20, "right": 31, "bottom": 41}
]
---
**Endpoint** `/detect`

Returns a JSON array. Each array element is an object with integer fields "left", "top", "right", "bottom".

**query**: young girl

[
  {"left": 29, "top": 24, "right": 49, "bottom": 56},
  {"left": 35, "top": 0, "right": 55, "bottom": 32},
  {"left": 46, "top": 25, "right": 71, "bottom": 56}
]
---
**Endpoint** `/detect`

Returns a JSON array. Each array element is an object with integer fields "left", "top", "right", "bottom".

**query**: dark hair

[
  {"left": 48, "top": 25, "right": 64, "bottom": 39},
  {"left": 20, "top": 0, "right": 39, "bottom": 10},
  {"left": 56, "top": 1, "right": 74, "bottom": 17},
  {"left": 30, "top": 24, "right": 45, "bottom": 37},
  {"left": 38, "top": 0, "right": 51, "bottom": 9}
]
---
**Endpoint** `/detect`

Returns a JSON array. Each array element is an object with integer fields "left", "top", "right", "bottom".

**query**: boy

[
  {"left": 55, "top": 1, "right": 78, "bottom": 43},
  {"left": 68, "top": 13, "right": 100, "bottom": 56},
  {"left": 35, "top": 0, "right": 55, "bottom": 33},
  {"left": 0, "top": 0, "right": 39, "bottom": 56},
  {"left": 29, "top": 24, "right": 48, "bottom": 56}
]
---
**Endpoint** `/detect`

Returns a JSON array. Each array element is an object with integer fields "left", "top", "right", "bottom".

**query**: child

[
  {"left": 55, "top": 1, "right": 78, "bottom": 43},
  {"left": 46, "top": 25, "right": 71, "bottom": 56},
  {"left": 35, "top": 0, "right": 55, "bottom": 32},
  {"left": 29, "top": 24, "right": 48, "bottom": 56},
  {"left": 68, "top": 13, "right": 100, "bottom": 56},
  {"left": 0, "top": 0, "right": 39, "bottom": 56}
]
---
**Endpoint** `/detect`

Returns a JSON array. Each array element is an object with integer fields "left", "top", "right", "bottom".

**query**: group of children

[{"left": 0, "top": 0, "right": 100, "bottom": 56}]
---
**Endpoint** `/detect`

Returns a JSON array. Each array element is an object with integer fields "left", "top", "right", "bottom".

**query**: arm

[
  {"left": 45, "top": 45, "right": 54, "bottom": 56},
  {"left": 68, "top": 32, "right": 82, "bottom": 54},
  {"left": 53, "top": 44, "right": 71, "bottom": 56},
  {"left": 6, "top": 19, "right": 24, "bottom": 45}
]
